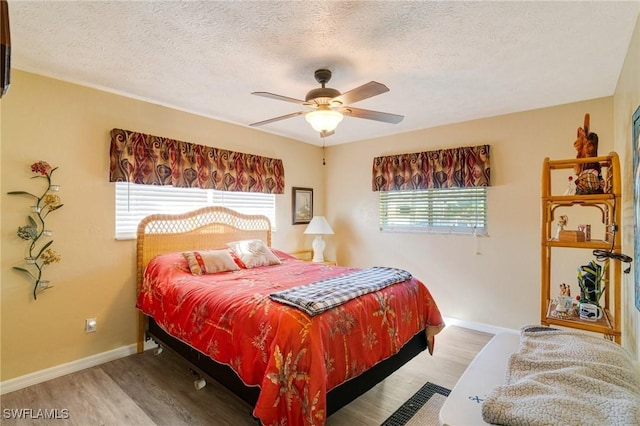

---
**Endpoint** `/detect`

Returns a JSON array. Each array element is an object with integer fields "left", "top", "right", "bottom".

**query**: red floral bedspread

[{"left": 137, "top": 251, "right": 444, "bottom": 425}]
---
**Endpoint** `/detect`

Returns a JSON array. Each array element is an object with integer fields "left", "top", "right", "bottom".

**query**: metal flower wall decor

[{"left": 8, "top": 161, "right": 63, "bottom": 299}]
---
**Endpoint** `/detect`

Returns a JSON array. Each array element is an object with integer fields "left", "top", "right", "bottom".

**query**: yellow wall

[
  {"left": 325, "top": 98, "right": 619, "bottom": 332},
  {"left": 324, "top": 11, "right": 640, "bottom": 355},
  {"left": 0, "top": 97, "right": 4, "bottom": 375},
  {"left": 2, "top": 12, "right": 639, "bottom": 381},
  {"left": 0, "top": 71, "right": 326, "bottom": 381},
  {"left": 613, "top": 13, "right": 640, "bottom": 358}
]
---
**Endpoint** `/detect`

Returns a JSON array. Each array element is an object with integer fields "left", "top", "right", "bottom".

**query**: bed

[
  {"left": 134, "top": 206, "right": 445, "bottom": 425},
  {"left": 440, "top": 326, "right": 640, "bottom": 425}
]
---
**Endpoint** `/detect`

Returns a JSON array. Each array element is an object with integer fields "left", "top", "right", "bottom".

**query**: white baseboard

[
  {"left": 0, "top": 341, "right": 154, "bottom": 395},
  {"left": 443, "top": 316, "right": 519, "bottom": 335}
]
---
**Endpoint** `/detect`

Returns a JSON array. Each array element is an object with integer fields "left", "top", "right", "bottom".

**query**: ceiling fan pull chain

[{"left": 322, "top": 136, "right": 326, "bottom": 166}]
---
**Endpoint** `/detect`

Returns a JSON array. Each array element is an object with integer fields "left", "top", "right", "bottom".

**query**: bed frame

[{"left": 135, "top": 206, "right": 429, "bottom": 416}]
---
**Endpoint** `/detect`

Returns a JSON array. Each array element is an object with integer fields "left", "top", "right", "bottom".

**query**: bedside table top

[{"left": 289, "top": 250, "right": 336, "bottom": 266}]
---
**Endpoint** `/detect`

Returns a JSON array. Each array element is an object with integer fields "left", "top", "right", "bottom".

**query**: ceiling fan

[{"left": 249, "top": 69, "right": 404, "bottom": 137}]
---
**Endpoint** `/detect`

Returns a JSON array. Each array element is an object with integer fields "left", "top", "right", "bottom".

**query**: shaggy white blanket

[{"left": 482, "top": 326, "right": 640, "bottom": 426}]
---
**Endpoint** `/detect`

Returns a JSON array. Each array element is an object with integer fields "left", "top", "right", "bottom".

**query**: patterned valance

[
  {"left": 372, "top": 145, "right": 490, "bottom": 191},
  {"left": 109, "top": 129, "right": 285, "bottom": 194}
]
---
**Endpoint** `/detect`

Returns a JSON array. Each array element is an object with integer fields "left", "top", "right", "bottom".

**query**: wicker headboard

[
  {"left": 135, "top": 206, "right": 272, "bottom": 351},
  {"left": 136, "top": 206, "right": 272, "bottom": 290}
]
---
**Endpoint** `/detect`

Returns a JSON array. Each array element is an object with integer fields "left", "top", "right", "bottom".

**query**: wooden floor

[{"left": 1, "top": 326, "right": 493, "bottom": 426}]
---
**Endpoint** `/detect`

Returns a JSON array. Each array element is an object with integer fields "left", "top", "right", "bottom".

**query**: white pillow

[
  {"left": 183, "top": 249, "right": 240, "bottom": 275},
  {"left": 226, "top": 239, "right": 282, "bottom": 269}
]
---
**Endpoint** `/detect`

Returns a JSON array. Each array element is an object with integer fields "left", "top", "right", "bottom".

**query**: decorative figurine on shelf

[
  {"left": 563, "top": 175, "right": 576, "bottom": 195},
  {"left": 573, "top": 113, "right": 604, "bottom": 194},
  {"left": 8, "top": 161, "right": 63, "bottom": 299},
  {"left": 555, "top": 283, "right": 573, "bottom": 315},
  {"left": 554, "top": 215, "right": 568, "bottom": 240}
]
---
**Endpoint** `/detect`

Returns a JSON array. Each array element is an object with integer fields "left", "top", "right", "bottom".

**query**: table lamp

[{"left": 303, "top": 216, "right": 334, "bottom": 262}]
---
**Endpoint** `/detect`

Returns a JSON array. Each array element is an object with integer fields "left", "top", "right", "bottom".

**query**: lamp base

[{"left": 311, "top": 235, "right": 326, "bottom": 262}]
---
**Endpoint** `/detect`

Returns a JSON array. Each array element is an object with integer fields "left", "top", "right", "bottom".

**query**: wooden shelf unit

[{"left": 540, "top": 152, "right": 622, "bottom": 343}]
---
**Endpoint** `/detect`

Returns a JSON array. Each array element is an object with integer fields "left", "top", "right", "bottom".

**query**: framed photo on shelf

[
  {"left": 632, "top": 105, "right": 640, "bottom": 312},
  {"left": 292, "top": 187, "right": 313, "bottom": 225}
]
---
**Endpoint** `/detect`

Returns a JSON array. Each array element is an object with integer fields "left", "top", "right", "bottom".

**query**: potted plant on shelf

[{"left": 577, "top": 260, "right": 607, "bottom": 307}]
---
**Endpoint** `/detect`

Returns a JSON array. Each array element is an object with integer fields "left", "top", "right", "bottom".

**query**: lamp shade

[
  {"left": 303, "top": 216, "right": 334, "bottom": 235},
  {"left": 305, "top": 109, "right": 343, "bottom": 133}
]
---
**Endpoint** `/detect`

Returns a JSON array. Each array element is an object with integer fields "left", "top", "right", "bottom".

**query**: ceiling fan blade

[
  {"left": 319, "top": 130, "right": 335, "bottom": 138},
  {"left": 252, "top": 92, "right": 306, "bottom": 105},
  {"left": 338, "top": 106, "right": 404, "bottom": 124},
  {"left": 332, "top": 81, "right": 389, "bottom": 105},
  {"left": 249, "top": 111, "right": 306, "bottom": 127}
]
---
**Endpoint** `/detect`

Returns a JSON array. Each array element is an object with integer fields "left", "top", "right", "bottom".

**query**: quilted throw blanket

[
  {"left": 269, "top": 266, "right": 412, "bottom": 316},
  {"left": 482, "top": 326, "right": 640, "bottom": 426}
]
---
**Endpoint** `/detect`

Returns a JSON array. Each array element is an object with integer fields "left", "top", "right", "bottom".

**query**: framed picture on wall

[
  {"left": 632, "top": 106, "right": 640, "bottom": 312},
  {"left": 292, "top": 187, "right": 313, "bottom": 225}
]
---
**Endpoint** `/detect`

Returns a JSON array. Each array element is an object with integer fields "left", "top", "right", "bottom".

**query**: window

[
  {"left": 379, "top": 187, "right": 487, "bottom": 235},
  {"left": 115, "top": 182, "right": 276, "bottom": 239}
]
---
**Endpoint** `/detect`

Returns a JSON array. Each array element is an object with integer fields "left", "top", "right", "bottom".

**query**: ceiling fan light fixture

[
  {"left": 305, "top": 109, "right": 343, "bottom": 133},
  {"left": 250, "top": 69, "right": 403, "bottom": 134}
]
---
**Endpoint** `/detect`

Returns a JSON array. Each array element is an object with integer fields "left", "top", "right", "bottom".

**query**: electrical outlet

[{"left": 85, "top": 318, "right": 97, "bottom": 333}]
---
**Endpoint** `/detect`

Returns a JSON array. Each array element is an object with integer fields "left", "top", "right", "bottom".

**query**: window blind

[
  {"left": 379, "top": 187, "right": 487, "bottom": 234},
  {"left": 115, "top": 182, "right": 276, "bottom": 239}
]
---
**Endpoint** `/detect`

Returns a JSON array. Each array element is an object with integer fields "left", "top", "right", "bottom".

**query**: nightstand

[{"left": 289, "top": 250, "right": 337, "bottom": 266}]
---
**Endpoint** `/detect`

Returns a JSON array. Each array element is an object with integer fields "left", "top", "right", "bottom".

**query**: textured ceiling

[{"left": 8, "top": 1, "right": 640, "bottom": 146}]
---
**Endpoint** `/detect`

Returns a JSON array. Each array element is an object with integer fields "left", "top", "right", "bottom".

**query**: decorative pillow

[
  {"left": 183, "top": 249, "right": 240, "bottom": 275},
  {"left": 226, "top": 239, "right": 282, "bottom": 269}
]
